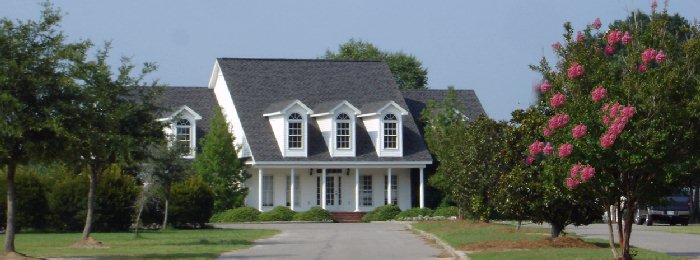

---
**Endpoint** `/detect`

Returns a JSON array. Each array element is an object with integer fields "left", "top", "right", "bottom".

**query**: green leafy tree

[
  {"left": 0, "top": 3, "right": 89, "bottom": 255},
  {"left": 66, "top": 45, "right": 163, "bottom": 246},
  {"left": 423, "top": 88, "right": 506, "bottom": 221},
  {"left": 193, "top": 108, "right": 249, "bottom": 212},
  {"left": 529, "top": 7, "right": 700, "bottom": 259},
  {"left": 145, "top": 140, "right": 191, "bottom": 229},
  {"left": 323, "top": 39, "right": 428, "bottom": 90}
]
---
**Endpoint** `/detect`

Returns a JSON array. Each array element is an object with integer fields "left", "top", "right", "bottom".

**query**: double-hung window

[
  {"left": 336, "top": 113, "right": 351, "bottom": 149},
  {"left": 176, "top": 119, "right": 191, "bottom": 152},
  {"left": 383, "top": 114, "right": 398, "bottom": 149},
  {"left": 288, "top": 113, "right": 303, "bottom": 149},
  {"left": 361, "top": 175, "right": 373, "bottom": 206},
  {"left": 262, "top": 175, "right": 274, "bottom": 207}
]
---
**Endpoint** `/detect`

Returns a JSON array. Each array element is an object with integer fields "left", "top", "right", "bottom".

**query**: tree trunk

[
  {"left": 4, "top": 162, "right": 17, "bottom": 253},
  {"left": 616, "top": 203, "right": 625, "bottom": 254},
  {"left": 516, "top": 220, "right": 522, "bottom": 231},
  {"left": 550, "top": 222, "right": 564, "bottom": 238},
  {"left": 621, "top": 199, "right": 636, "bottom": 260},
  {"left": 161, "top": 186, "right": 170, "bottom": 230},
  {"left": 134, "top": 199, "right": 143, "bottom": 238},
  {"left": 692, "top": 186, "right": 699, "bottom": 223},
  {"left": 605, "top": 206, "right": 619, "bottom": 259},
  {"left": 81, "top": 166, "right": 99, "bottom": 240}
]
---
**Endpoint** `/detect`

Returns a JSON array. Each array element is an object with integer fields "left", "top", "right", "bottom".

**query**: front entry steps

[{"left": 331, "top": 212, "right": 366, "bottom": 223}]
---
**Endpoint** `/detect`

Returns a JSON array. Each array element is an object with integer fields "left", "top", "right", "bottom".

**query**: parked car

[{"left": 635, "top": 194, "right": 691, "bottom": 226}]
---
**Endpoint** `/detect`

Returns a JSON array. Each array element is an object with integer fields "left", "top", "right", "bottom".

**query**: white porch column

[
  {"left": 290, "top": 168, "right": 296, "bottom": 211},
  {"left": 354, "top": 168, "right": 360, "bottom": 212},
  {"left": 419, "top": 168, "right": 425, "bottom": 208},
  {"left": 258, "top": 168, "right": 263, "bottom": 211},
  {"left": 387, "top": 168, "right": 392, "bottom": 205},
  {"left": 321, "top": 168, "right": 327, "bottom": 210}
]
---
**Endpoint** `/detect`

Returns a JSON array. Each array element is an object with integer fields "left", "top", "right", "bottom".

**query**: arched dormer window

[
  {"left": 383, "top": 114, "right": 398, "bottom": 149},
  {"left": 288, "top": 113, "right": 303, "bottom": 149},
  {"left": 175, "top": 119, "right": 192, "bottom": 151},
  {"left": 336, "top": 113, "right": 351, "bottom": 149}
]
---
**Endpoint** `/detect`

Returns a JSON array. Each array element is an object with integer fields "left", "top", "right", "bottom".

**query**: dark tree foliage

[{"left": 323, "top": 39, "right": 429, "bottom": 90}]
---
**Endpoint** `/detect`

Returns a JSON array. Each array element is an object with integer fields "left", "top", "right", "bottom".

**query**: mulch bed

[{"left": 459, "top": 236, "right": 599, "bottom": 253}]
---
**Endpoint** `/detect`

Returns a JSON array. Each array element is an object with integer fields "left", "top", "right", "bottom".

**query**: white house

[{"left": 157, "top": 58, "right": 486, "bottom": 217}]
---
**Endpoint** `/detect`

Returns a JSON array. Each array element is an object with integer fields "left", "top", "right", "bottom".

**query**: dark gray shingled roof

[
  {"left": 401, "top": 89, "right": 487, "bottom": 124},
  {"left": 217, "top": 58, "right": 432, "bottom": 162},
  {"left": 157, "top": 86, "right": 217, "bottom": 135}
]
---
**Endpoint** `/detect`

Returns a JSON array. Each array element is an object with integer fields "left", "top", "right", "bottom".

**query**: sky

[{"left": 2, "top": 0, "right": 699, "bottom": 120}]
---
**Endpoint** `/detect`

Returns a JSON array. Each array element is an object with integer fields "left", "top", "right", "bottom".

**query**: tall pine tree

[{"left": 193, "top": 108, "right": 249, "bottom": 212}]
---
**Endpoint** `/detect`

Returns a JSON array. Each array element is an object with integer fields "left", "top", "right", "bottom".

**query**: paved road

[
  {"left": 523, "top": 223, "right": 700, "bottom": 258},
  {"left": 213, "top": 222, "right": 445, "bottom": 260}
]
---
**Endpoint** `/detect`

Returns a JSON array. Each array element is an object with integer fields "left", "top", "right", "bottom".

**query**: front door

[{"left": 324, "top": 175, "right": 342, "bottom": 211}]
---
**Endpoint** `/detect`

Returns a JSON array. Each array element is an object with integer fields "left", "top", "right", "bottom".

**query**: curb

[{"left": 407, "top": 223, "right": 468, "bottom": 260}]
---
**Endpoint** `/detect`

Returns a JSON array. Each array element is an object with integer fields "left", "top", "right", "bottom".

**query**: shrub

[
  {"left": 0, "top": 168, "right": 49, "bottom": 230},
  {"left": 394, "top": 208, "right": 434, "bottom": 220},
  {"left": 259, "top": 206, "right": 296, "bottom": 221},
  {"left": 210, "top": 207, "right": 260, "bottom": 223},
  {"left": 292, "top": 206, "right": 334, "bottom": 222},
  {"left": 45, "top": 164, "right": 140, "bottom": 231},
  {"left": 433, "top": 206, "right": 459, "bottom": 218},
  {"left": 362, "top": 205, "right": 401, "bottom": 222},
  {"left": 170, "top": 176, "right": 214, "bottom": 227}
]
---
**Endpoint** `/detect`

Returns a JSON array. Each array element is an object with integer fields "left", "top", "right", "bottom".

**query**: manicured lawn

[
  {"left": 651, "top": 224, "right": 700, "bottom": 235},
  {"left": 2, "top": 228, "right": 279, "bottom": 259},
  {"left": 413, "top": 220, "right": 677, "bottom": 260}
]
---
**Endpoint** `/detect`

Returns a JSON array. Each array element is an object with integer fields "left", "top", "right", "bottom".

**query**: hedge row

[
  {"left": 362, "top": 205, "right": 459, "bottom": 222},
  {"left": 0, "top": 165, "right": 214, "bottom": 231},
  {"left": 210, "top": 206, "right": 334, "bottom": 222}
]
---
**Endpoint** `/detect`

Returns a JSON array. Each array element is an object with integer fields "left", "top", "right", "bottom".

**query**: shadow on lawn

[
  {"left": 166, "top": 239, "right": 251, "bottom": 246},
  {"left": 108, "top": 253, "right": 220, "bottom": 259}
]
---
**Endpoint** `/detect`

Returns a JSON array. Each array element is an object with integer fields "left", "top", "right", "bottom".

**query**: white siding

[
  {"left": 211, "top": 62, "right": 251, "bottom": 158},
  {"left": 245, "top": 167, "right": 412, "bottom": 212},
  {"left": 268, "top": 115, "right": 285, "bottom": 155}
]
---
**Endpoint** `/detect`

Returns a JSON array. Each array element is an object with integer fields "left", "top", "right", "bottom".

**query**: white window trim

[
  {"left": 335, "top": 113, "right": 352, "bottom": 150},
  {"left": 287, "top": 113, "right": 304, "bottom": 150}
]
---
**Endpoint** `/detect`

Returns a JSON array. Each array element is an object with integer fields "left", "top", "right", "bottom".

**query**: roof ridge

[
  {"left": 163, "top": 86, "right": 208, "bottom": 88},
  {"left": 217, "top": 57, "right": 384, "bottom": 63}
]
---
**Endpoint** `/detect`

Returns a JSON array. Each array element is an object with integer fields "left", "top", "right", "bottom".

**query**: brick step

[{"left": 330, "top": 212, "right": 366, "bottom": 223}]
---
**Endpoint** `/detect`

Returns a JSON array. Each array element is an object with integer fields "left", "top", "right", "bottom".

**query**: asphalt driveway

[{"left": 213, "top": 222, "right": 445, "bottom": 260}]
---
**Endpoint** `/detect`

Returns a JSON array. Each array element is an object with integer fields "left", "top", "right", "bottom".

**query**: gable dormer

[
  {"left": 311, "top": 100, "right": 361, "bottom": 157},
  {"left": 158, "top": 105, "right": 202, "bottom": 159},
  {"left": 358, "top": 101, "right": 408, "bottom": 157},
  {"left": 263, "top": 100, "right": 313, "bottom": 157}
]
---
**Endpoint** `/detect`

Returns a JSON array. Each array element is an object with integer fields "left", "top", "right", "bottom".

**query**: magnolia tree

[{"left": 529, "top": 3, "right": 699, "bottom": 259}]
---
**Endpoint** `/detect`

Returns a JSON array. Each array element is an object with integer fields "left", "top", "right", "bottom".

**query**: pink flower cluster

[
  {"left": 558, "top": 143, "right": 573, "bottom": 158},
  {"left": 566, "top": 163, "right": 596, "bottom": 189},
  {"left": 543, "top": 142, "right": 554, "bottom": 155},
  {"left": 651, "top": 0, "right": 658, "bottom": 11},
  {"left": 572, "top": 124, "right": 587, "bottom": 139},
  {"left": 526, "top": 157, "right": 535, "bottom": 165},
  {"left": 607, "top": 30, "right": 624, "bottom": 45},
  {"left": 642, "top": 48, "right": 665, "bottom": 65},
  {"left": 622, "top": 31, "right": 632, "bottom": 44},
  {"left": 600, "top": 102, "right": 636, "bottom": 148},
  {"left": 550, "top": 93, "right": 566, "bottom": 109},
  {"left": 604, "top": 45, "right": 615, "bottom": 55},
  {"left": 529, "top": 140, "right": 545, "bottom": 156},
  {"left": 567, "top": 62, "right": 584, "bottom": 79},
  {"left": 539, "top": 80, "right": 552, "bottom": 93},
  {"left": 548, "top": 113, "right": 569, "bottom": 130},
  {"left": 591, "top": 86, "right": 607, "bottom": 102},
  {"left": 543, "top": 127, "right": 553, "bottom": 137},
  {"left": 552, "top": 42, "right": 562, "bottom": 50},
  {"left": 642, "top": 48, "right": 657, "bottom": 63},
  {"left": 576, "top": 31, "right": 585, "bottom": 42},
  {"left": 592, "top": 18, "right": 602, "bottom": 29}
]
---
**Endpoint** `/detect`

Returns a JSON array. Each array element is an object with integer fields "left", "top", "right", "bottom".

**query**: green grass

[
  {"left": 413, "top": 221, "right": 677, "bottom": 260},
  {"left": 2, "top": 228, "right": 279, "bottom": 259},
  {"left": 650, "top": 224, "right": 700, "bottom": 235}
]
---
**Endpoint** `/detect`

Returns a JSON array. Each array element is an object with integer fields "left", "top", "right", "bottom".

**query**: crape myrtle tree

[
  {"left": 422, "top": 88, "right": 506, "bottom": 222},
  {"left": 193, "top": 108, "right": 249, "bottom": 212},
  {"left": 496, "top": 108, "right": 601, "bottom": 237},
  {"left": 528, "top": 2, "right": 700, "bottom": 259},
  {"left": 323, "top": 39, "right": 429, "bottom": 90},
  {"left": 148, "top": 139, "right": 191, "bottom": 229},
  {"left": 67, "top": 46, "right": 163, "bottom": 246},
  {"left": 0, "top": 4, "right": 89, "bottom": 255}
]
